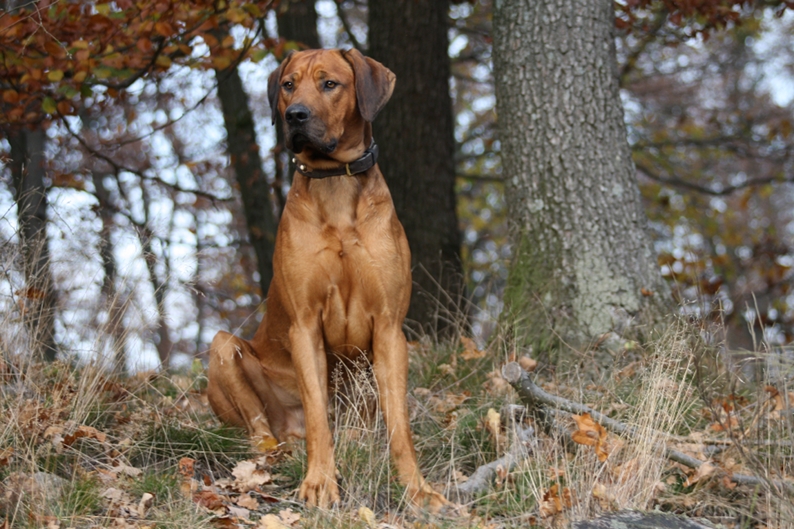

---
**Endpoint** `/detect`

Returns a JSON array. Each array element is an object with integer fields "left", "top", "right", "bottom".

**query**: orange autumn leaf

[
  {"left": 539, "top": 483, "right": 573, "bottom": 518},
  {"left": 460, "top": 336, "right": 486, "bottom": 360},
  {"left": 193, "top": 489, "right": 225, "bottom": 510},
  {"left": 178, "top": 457, "right": 195, "bottom": 478},
  {"left": 62, "top": 425, "right": 107, "bottom": 446},
  {"left": 571, "top": 412, "right": 610, "bottom": 462}
]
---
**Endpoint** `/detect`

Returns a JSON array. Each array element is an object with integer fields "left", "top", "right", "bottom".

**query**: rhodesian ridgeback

[{"left": 207, "top": 49, "right": 448, "bottom": 511}]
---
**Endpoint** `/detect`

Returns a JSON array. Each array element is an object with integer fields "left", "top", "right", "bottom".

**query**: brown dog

[{"left": 207, "top": 49, "right": 448, "bottom": 511}]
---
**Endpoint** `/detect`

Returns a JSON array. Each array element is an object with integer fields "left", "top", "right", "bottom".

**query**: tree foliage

[{"left": 0, "top": 0, "right": 279, "bottom": 127}]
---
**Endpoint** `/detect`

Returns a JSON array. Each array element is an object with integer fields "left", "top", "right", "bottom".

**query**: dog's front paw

[{"left": 299, "top": 471, "right": 340, "bottom": 508}]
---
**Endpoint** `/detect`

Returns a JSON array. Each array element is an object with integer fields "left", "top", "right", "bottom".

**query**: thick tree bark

[
  {"left": 493, "top": 1, "right": 669, "bottom": 357},
  {"left": 7, "top": 128, "right": 58, "bottom": 362},
  {"left": 215, "top": 62, "right": 278, "bottom": 296},
  {"left": 368, "top": 0, "right": 465, "bottom": 337}
]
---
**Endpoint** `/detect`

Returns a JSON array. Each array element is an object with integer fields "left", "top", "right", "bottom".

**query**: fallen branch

[
  {"left": 448, "top": 425, "right": 535, "bottom": 501},
  {"left": 500, "top": 362, "right": 794, "bottom": 496}
]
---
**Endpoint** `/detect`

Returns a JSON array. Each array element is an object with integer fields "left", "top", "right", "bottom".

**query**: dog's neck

[{"left": 292, "top": 123, "right": 373, "bottom": 174}]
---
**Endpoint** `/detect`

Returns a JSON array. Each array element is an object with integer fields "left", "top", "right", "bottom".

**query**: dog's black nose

[{"left": 285, "top": 104, "right": 311, "bottom": 125}]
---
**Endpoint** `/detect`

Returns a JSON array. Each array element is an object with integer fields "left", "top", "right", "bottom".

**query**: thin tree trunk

[
  {"left": 214, "top": 59, "right": 278, "bottom": 296},
  {"left": 8, "top": 128, "right": 58, "bottom": 362},
  {"left": 368, "top": 0, "right": 466, "bottom": 337},
  {"left": 493, "top": 1, "right": 669, "bottom": 360},
  {"left": 274, "top": 0, "right": 321, "bottom": 208},
  {"left": 91, "top": 171, "right": 128, "bottom": 374},
  {"left": 138, "top": 184, "right": 173, "bottom": 368}
]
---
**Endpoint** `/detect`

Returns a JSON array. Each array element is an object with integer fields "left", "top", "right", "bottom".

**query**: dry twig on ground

[{"left": 500, "top": 361, "right": 794, "bottom": 496}]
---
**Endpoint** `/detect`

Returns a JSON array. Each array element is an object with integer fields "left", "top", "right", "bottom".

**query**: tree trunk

[
  {"left": 91, "top": 171, "right": 128, "bottom": 374},
  {"left": 7, "top": 127, "right": 58, "bottom": 362},
  {"left": 276, "top": 0, "right": 320, "bottom": 48},
  {"left": 215, "top": 59, "right": 278, "bottom": 296},
  {"left": 493, "top": 0, "right": 669, "bottom": 358},
  {"left": 139, "top": 184, "right": 174, "bottom": 368},
  {"left": 274, "top": 0, "right": 321, "bottom": 207},
  {"left": 368, "top": 0, "right": 465, "bottom": 337}
]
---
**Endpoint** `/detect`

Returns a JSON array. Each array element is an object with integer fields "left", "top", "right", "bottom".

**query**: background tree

[
  {"left": 2, "top": 0, "right": 794, "bottom": 373},
  {"left": 7, "top": 127, "right": 58, "bottom": 361},
  {"left": 619, "top": 2, "right": 794, "bottom": 353},
  {"left": 493, "top": 0, "right": 670, "bottom": 359},
  {"left": 369, "top": 0, "right": 466, "bottom": 337}
]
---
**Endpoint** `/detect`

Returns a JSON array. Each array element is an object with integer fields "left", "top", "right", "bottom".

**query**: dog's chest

[{"left": 314, "top": 227, "right": 382, "bottom": 348}]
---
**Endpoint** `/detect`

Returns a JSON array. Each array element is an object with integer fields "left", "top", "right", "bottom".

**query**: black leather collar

[{"left": 293, "top": 142, "right": 378, "bottom": 179}]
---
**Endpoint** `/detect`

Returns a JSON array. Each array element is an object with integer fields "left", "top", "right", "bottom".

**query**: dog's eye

[
  {"left": 324, "top": 80, "right": 337, "bottom": 90},
  {"left": 282, "top": 81, "right": 294, "bottom": 90}
]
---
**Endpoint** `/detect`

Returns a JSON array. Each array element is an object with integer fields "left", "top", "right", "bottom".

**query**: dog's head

[{"left": 267, "top": 49, "right": 395, "bottom": 165}]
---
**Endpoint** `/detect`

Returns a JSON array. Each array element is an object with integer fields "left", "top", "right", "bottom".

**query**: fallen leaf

[
  {"left": 278, "top": 508, "right": 300, "bottom": 525},
  {"left": 0, "top": 447, "right": 12, "bottom": 467},
  {"left": 484, "top": 370, "right": 510, "bottom": 396},
  {"left": 545, "top": 467, "right": 565, "bottom": 479},
  {"left": 571, "top": 413, "right": 610, "bottom": 461},
  {"left": 709, "top": 414, "right": 739, "bottom": 432},
  {"left": 256, "top": 435, "right": 280, "bottom": 452},
  {"left": 178, "top": 457, "right": 195, "bottom": 478},
  {"left": 518, "top": 355, "right": 537, "bottom": 372},
  {"left": 539, "top": 484, "right": 572, "bottom": 518},
  {"left": 591, "top": 482, "right": 617, "bottom": 509},
  {"left": 484, "top": 408, "right": 504, "bottom": 452},
  {"left": 138, "top": 492, "right": 154, "bottom": 517},
  {"left": 237, "top": 494, "right": 259, "bottom": 509},
  {"left": 684, "top": 462, "right": 717, "bottom": 487},
  {"left": 102, "top": 487, "right": 125, "bottom": 502},
  {"left": 495, "top": 464, "right": 509, "bottom": 487},
  {"left": 257, "top": 514, "right": 288, "bottom": 529},
  {"left": 179, "top": 457, "right": 198, "bottom": 496},
  {"left": 63, "top": 425, "right": 107, "bottom": 446},
  {"left": 460, "top": 337, "right": 486, "bottom": 360},
  {"left": 232, "top": 460, "right": 272, "bottom": 492},
  {"left": 358, "top": 506, "right": 376, "bottom": 528},
  {"left": 228, "top": 505, "right": 250, "bottom": 520},
  {"left": 193, "top": 489, "right": 225, "bottom": 510},
  {"left": 113, "top": 462, "right": 142, "bottom": 477},
  {"left": 437, "top": 363, "right": 455, "bottom": 376}
]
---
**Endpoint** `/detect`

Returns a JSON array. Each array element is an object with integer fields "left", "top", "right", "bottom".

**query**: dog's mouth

[
  {"left": 290, "top": 133, "right": 311, "bottom": 154},
  {"left": 288, "top": 131, "right": 338, "bottom": 158}
]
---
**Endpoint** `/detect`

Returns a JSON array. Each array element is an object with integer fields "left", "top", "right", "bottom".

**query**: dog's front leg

[
  {"left": 289, "top": 323, "right": 340, "bottom": 508},
  {"left": 372, "top": 321, "right": 449, "bottom": 512}
]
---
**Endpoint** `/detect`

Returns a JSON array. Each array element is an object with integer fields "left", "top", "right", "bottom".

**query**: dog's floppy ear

[
  {"left": 342, "top": 49, "right": 396, "bottom": 122},
  {"left": 268, "top": 52, "right": 294, "bottom": 125}
]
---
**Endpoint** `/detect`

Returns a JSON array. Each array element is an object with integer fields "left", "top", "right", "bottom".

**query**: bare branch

[
  {"left": 635, "top": 159, "right": 791, "bottom": 197},
  {"left": 336, "top": 3, "right": 363, "bottom": 51},
  {"left": 59, "top": 115, "right": 232, "bottom": 203},
  {"left": 501, "top": 362, "right": 794, "bottom": 496}
]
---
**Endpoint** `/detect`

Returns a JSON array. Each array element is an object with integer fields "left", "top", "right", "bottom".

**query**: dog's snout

[{"left": 285, "top": 104, "right": 311, "bottom": 125}]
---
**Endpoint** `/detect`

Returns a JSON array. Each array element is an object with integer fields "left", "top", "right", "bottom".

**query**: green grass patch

[{"left": 131, "top": 422, "right": 251, "bottom": 469}]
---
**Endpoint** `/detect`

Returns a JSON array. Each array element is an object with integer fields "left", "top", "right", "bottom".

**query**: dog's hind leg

[{"left": 207, "top": 331, "right": 280, "bottom": 451}]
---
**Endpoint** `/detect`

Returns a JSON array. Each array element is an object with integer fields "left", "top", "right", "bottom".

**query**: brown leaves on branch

[
  {"left": 616, "top": 0, "right": 793, "bottom": 39},
  {"left": 0, "top": 0, "right": 277, "bottom": 126}
]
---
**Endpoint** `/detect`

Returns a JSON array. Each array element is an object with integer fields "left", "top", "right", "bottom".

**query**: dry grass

[{"left": 2, "top": 303, "right": 794, "bottom": 528}]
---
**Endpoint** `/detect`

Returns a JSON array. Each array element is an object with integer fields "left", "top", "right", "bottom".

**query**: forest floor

[{"left": 1, "top": 317, "right": 792, "bottom": 528}]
